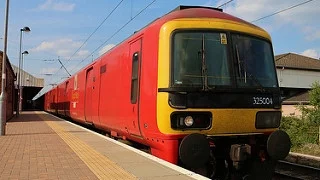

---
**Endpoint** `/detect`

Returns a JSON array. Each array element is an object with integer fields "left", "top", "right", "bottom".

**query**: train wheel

[
  {"left": 213, "top": 159, "right": 230, "bottom": 180},
  {"left": 190, "top": 151, "right": 216, "bottom": 178},
  {"left": 191, "top": 152, "right": 231, "bottom": 180},
  {"left": 248, "top": 159, "right": 276, "bottom": 180}
]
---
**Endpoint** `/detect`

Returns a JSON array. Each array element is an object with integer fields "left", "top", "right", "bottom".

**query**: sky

[{"left": 0, "top": 0, "right": 319, "bottom": 98}]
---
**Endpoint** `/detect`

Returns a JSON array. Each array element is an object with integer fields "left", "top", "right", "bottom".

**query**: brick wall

[{"left": 0, "top": 51, "right": 16, "bottom": 121}]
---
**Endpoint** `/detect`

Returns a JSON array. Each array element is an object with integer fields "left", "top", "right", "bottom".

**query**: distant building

[
  {"left": 276, "top": 53, "right": 320, "bottom": 93},
  {"left": 275, "top": 53, "right": 320, "bottom": 117},
  {"left": 281, "top": 91, "right": 310, "bottom": 117},
  {"left": 11, "top": 65, "right": 44, "bottom": 88},
  {"left": 11, "top": 64, "right": 44, "bottom": 111}
]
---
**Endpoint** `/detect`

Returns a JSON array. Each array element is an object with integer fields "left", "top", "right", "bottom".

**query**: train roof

[
  {"left": 134, "top": 5, "right": 262, "bottom": 34},
  {"left": 164, "top": 5, "right": 247, "bottom": 23}
]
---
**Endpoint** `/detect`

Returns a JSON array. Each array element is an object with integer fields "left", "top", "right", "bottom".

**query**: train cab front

[{"left": 156, "top": 16, "right": 291, "bottom": 179}]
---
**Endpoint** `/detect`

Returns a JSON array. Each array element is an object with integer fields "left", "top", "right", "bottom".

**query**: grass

[
  {"left": 280, "top": 116, "right": 320, "bottom": 157},
  {"left": 291, "top": 143, "right": 320, "bottom": 157}
]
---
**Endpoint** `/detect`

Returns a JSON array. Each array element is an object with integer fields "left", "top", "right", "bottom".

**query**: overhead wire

[
  {"left": 65, "top": 0, "right": 125, "bottom": 65},
  {"left": 69, "top": 0, "right": 157, "bottom": 74},
  {"left": 9, "top": 57, "right": 56, "bottom": 61},
  {"left": 45, "top": 63, "right": 63, "bottom": 86},
  {"left": 45, "top": 0, "right": 125, "bottom": 86},
  {"left": 217, "top": 0, "right": 234, "bottom": 8},
  {"left": 251, "top": 0, "right": 314, "bottom": 23}
]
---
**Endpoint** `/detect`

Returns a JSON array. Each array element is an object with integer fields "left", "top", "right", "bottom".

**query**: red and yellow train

[{"left": 44, "top": 6, "right": 290, "bottom": 179}]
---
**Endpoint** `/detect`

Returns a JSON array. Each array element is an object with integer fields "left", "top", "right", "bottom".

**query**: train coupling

[{"left": 230, "top": 144, "right": 251, "bottom": 170}]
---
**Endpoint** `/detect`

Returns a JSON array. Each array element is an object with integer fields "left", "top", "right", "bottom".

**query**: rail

[{"left": 274, "top": 160, "right": 320, "bottom": 180}]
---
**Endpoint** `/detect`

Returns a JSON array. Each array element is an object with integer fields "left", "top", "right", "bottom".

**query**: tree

[
  {"left": 306, "top": 81, "right": 320, "bottom": 125},
  {"left": 280, "top": 81, "right": 320, "bottom": 148},
  {"left": 310, "top": 81, "right": 320, "bottom": 109}
]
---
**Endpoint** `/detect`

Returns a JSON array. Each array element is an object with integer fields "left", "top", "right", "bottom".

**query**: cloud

[
  {"left": 202, "top": 0, "right": 215, "bottom": 7},
  {"left": 99, "top": 44, "right": 115, "bottom": 56},
  {"left": 37, "top": 0, "right": 75, "bottom": 12},
  {"left": 211, "top": 0, "right": 320, "bottom": 43},
  {"left": 31, "top": 38, "right": 89, "bottom": 59},
  {"left": 303, "top": 27, "right": 320, "bottom": 41},
  {"left": 213, "top": 0, "right": 319, "bottom": 25},
  {"left": 40, "top": 67, "right": 59, "bottom": 75},
  {"left": 301, "top": 49, "right": 319, "bottom": 59}
]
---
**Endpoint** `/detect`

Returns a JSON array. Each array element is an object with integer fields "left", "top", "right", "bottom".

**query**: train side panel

[
  {"left": 66, "top": 77, "right": 74, "bottom": 118},
  {"left": 44, "top": 90, "right": 50, "bottom": 112},
  {"left": 98, "top": 43, "right": 132, "bottom": 134},
  {"left": 80, "top": 61, "right": 101, "bottom": 125},
  {"left": 137, "top": 25, "right": 160, "bottom": 138},
  {"left": 69, "top": 70, "right": 86, "bottom": 123},
  {"left": 90, "top": 61, "right": 102, "bottom": 126},
  {"left": 56, "top": 84, "right": 64, "bottom": 116},
  {"left": 46, "top": 88, "right": 57, "bottom": 114}
]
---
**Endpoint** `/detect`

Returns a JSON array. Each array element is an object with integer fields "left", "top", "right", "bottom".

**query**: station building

[
  {"left": 11, "top": 64, "right": 44, "bottom": 111},
  {"left": 276, "top": 53, "right": 320, "bottom": 117}
]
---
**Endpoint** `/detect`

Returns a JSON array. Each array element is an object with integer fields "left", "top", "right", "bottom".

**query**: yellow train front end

[{"left": 157, "top": 17, "right": 290, "bottom": 179}]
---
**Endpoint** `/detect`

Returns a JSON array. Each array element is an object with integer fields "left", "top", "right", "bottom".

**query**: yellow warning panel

[{"left": 220, "top": 33, "right": 227, "bottom": 44}]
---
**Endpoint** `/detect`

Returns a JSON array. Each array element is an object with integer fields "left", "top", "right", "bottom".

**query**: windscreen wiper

[
  {"left": 235, "top": 44, "right": 265, "bottom": 92},
  {"left": 235, "top": 45, "right": 244, "bottom": 82},
  {"left": 200, "top": 34, "right": 210, "bottom": 91},
  {"left": 247, "top": 72, "right": 266, "bottom": 92}
]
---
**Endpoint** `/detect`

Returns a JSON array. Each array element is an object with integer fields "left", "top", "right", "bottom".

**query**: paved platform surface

[{"left": 0, "top": 111, "right": 208, "bottom": 180}]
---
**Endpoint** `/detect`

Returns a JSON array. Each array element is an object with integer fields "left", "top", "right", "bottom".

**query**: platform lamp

[
  {"left": 17, "top": 26, "right": 31, "bottom": 116},
  {"left": 21, "top": 50, "right": 29, "bottom": 70},
  {"left": 19, "top": 50, "right": 29, "bottom": 112},
  {"left": 22, "top": 51, "right": 29, "bottom": 86}
]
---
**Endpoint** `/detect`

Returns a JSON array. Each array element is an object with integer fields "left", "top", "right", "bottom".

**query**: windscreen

[
  {"left": 171, "top": 31, "right": 278, "bottom": 89},
  {"left": 172, "top": 32, "right": 231, "bottom": 87},
  {"left": 232, "top": 34, "right": 278, "bottom": 88}
]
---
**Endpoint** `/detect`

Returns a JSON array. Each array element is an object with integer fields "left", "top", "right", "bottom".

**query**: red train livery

[{"left": 44, "top": 6, "right": 290, "bottom": 179}]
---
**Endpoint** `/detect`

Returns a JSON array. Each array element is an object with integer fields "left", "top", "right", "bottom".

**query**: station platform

[{"left": 0, "top": 111, "right": 208, "bottom": 180}]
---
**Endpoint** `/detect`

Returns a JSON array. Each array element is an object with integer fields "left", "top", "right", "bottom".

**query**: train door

[
  {"left": 129, "top": 38, "right": 142, "bottom": 136},
  {"left": 64, "top": 81, "right": 69, "bottom": 116},
  {"left": 52, "top": 95, "right": 55, "bottom": 113},
  {"left": 53, "top": 90, "right": 57, "bottom": 114},
  {"left": 85, "top": 67, "right": 94, "bottom": 123}
]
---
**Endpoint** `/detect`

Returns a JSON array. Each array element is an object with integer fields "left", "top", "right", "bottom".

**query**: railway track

[{"left": 273, "top": 160, "right": 320, "bottom": 180}]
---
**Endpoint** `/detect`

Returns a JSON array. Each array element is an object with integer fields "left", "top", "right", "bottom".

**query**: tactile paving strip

[{"left": 38, "top": 113, "right": 137, "bottom": 180}]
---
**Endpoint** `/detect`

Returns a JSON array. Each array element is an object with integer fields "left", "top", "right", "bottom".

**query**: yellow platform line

[{"left": 38, "top": 114, "right": 137, "bottom": 180}]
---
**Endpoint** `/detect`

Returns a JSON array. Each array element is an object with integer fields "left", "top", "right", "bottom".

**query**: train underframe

[{"left": 178, "top": 131, "right": 290, "bottom": 180}]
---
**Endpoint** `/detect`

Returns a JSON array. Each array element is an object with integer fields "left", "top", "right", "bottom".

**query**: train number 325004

[{"left": 253, "top": 97, "right": 273, "bottom": 105}]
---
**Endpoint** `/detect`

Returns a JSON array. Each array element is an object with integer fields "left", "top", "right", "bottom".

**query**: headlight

[
  {"left": 184, "top": 116, "right": 194, "bottom": 126},
  {"left": 255, "top": 111, "right": 281, "bottom": 129},
  {"left": 171, "top": 112, "right": 212, "bottom": 130}
]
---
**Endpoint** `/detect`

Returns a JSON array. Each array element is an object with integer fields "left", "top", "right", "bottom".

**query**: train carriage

[{"left": 44, "top": 6, "right": 290, "bottom": 179}]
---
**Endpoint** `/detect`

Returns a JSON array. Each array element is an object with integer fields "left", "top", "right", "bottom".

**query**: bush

[
  {"left": 280, "top": 116, "right": 318, "bottom": 149},
  {"left": 280, "top": 81, "right": 320, "bottom": 150},
  {"left": 302, "top": 81, "right": 320, "bottom": 125}
]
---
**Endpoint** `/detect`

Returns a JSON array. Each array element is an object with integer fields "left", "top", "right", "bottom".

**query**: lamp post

[
  {"left": 19, "top": 50, "right": 28, "bottom": 112},
  {"left": 21, "top": 50, "right": 28, "bottom": 73},
  {"left": 17, "top": 27, "right": 30, "bottom": 116},
  {"left": 0, "top": 0, "right": 10, "bottom": 136}
]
